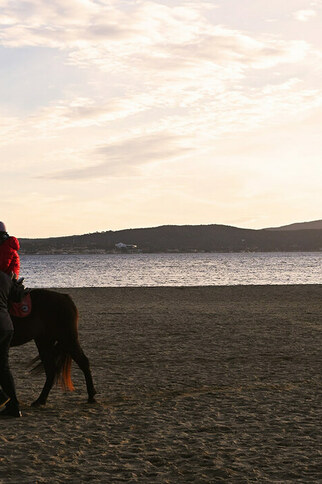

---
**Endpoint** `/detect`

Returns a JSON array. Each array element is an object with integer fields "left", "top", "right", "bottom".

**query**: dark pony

[{"left": 11, "top": 289, "right": 96, "bottom": 407}]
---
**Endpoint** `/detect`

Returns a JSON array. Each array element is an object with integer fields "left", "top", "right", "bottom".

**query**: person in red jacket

[{"left": 0, "top": 222, "right": 20, "bottom": 279}]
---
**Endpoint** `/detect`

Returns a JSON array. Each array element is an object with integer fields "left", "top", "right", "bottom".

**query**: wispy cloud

[
  {"left": 293, "top": 9, "right": 317, "bottom": 22},
  {"left": 0, "top": 1, "right": 313, "bottom": 72},
  {"left": 39, "top": 132, "right": 192, "bottom": 180}
]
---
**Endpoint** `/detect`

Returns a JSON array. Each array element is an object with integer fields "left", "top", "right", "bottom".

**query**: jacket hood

[{"left": 6, "top": 236, "right": 20, "bottom": 251}]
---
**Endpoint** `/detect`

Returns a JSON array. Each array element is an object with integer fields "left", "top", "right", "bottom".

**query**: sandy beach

[{"left": 1, "top": 285, "right": 321, "bottom": 483}]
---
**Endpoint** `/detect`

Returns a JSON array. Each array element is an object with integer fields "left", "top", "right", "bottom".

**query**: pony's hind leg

[
  {"left": 69, "top": 342, "right": 97, "bottom": 403},
  {"left": 31, "top": 339, "right": 57, "bottom": 407}
]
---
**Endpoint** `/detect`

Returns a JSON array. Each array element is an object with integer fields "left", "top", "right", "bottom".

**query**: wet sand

[{"left": 1, "top": 285, "right": 321, "bottom": 483}]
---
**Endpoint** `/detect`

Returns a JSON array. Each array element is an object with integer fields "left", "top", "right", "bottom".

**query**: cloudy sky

[{"left": 1, "top": 0, "right": 322, "bottom": 237}]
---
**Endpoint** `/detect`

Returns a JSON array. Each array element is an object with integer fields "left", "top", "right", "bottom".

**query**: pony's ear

[{"left": 9, "top": 278, "right": 26, "bottom": 303}]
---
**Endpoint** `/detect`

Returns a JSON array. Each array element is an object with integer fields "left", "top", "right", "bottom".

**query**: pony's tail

[
  {"left": 55, "top": 293, "right": 79, "bottom": 391},
  {"left": 27, "top": 343, "right": 75, "bottom": 392},
  {"left": 55, "top": 343, "right": 75, "bottom": 392}
]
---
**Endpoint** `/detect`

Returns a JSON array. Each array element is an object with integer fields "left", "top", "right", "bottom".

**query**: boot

[{"left": 0, "top": 402, "right": 22, "bottom": 418}]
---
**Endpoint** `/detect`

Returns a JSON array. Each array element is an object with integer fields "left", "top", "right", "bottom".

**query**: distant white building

[{"left": 115, "top": 242, "right": 138, "bottom": 250}]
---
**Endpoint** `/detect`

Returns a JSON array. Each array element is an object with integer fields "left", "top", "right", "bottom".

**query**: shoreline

[
  {"left": 2, "top": 285, "right": 321, "bottom": 482},
  {"left": 19, "top": 250, "right": 322, "bottom": 254}
]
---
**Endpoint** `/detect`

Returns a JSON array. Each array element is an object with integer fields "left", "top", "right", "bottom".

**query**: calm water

[{"left": 20, "top": 252, "right": 322, "bottom": 288}]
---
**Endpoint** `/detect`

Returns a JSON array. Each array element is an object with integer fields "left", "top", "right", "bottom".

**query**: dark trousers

[{"left": 0, "top": 330, "right": 18, "bottom": 408}]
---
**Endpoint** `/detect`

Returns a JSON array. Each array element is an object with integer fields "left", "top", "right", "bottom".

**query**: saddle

[{"left": 9, "top": 293, "right": 32, "bottom": 318}]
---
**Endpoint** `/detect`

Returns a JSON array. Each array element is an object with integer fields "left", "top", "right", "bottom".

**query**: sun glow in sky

[{"left": 1, "top": 0, "right": 322, "bottom": 237}]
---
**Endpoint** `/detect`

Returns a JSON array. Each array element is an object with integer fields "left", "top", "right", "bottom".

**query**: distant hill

[
  {"left": 267, "top": 219, "right": 322, "bottom": 231},
  {"left": 19, "top": 223, "right": 322, "bottom": 254}
]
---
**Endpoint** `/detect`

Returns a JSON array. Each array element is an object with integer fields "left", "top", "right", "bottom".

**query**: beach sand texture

[{"left": 1, "top": 285, "right": 321, "bottom": 483}]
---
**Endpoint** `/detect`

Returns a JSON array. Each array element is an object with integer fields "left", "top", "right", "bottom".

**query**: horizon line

[{"left": 17, "top": 218, "right": 322, "bottom": 240}]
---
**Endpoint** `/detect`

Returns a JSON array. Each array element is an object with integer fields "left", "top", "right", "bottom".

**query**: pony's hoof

[
  {"left": 87, "top": 397, "right": 97, "bottom": 404},
  {"left": 31, "top": 400, "right": 46, "bottom": 407}
]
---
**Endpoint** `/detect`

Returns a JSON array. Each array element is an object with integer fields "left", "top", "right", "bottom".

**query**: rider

[
  {"left": 0, "top": 270, "right": 22, "bottom": 417},
  {"left": 0, "top": 221, "right": 20, "bottom": 279}
]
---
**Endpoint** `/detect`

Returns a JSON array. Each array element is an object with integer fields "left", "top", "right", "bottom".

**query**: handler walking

[{"left": 0, "top": 271, "right": 22, "bottom": 418}]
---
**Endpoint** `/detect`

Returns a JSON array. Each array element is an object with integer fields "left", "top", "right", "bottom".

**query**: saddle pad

[{"left": 9, "top": 293, "right": 32, "bottom": 318}]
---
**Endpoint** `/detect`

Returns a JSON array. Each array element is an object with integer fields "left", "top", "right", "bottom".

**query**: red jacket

[{"left": 0, "top": 236, "right": 20, "bottom": 277}]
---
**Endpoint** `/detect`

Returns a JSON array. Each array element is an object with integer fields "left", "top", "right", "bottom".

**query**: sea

[{"left": 19, "top": 252, "right": 322, "bottom": 288}]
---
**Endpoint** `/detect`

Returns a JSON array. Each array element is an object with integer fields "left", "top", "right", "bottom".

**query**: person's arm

[{"left": 8, "top": 250, "right": 20, "bottom": 278}]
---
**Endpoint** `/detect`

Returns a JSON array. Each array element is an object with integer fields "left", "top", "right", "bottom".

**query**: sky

[{"left": 1, "top": 0, "right": 322, "bottom": 238}]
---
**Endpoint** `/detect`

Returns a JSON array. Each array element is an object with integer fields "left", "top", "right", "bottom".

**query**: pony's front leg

[{"left": 32, "top": 340, "right": 56, "bottom": 407}]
